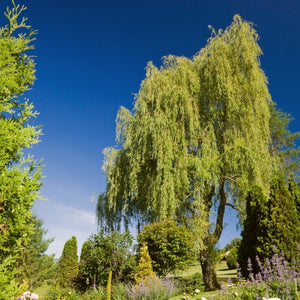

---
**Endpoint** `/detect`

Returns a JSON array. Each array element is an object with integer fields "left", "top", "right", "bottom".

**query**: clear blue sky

[{"left": 2, "top": 0, "right": 299, "bottom": 257}]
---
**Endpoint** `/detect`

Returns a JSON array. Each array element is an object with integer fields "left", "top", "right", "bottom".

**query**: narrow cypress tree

[
  {"left": 238, "top": 175, "right": 300, "bottom": 277},
  {"left": 57, "top": 236, "right": 79, "bottom": 288}
]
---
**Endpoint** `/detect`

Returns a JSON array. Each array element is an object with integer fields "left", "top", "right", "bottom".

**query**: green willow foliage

[
  {"left": 100, "top": 15, "right": 274, "bottom": 236},
  {"left": 0, "top": 2, "right": 42, "bottom": 297}
]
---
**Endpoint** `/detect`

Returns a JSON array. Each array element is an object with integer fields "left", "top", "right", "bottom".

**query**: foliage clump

[
  {"left": 138, "top": 220, "right": 195, "bottom": 276},
  {"left": 173, "top": 272, "right": 202, "bottom": 294},
  {"left": 226, "top": 247, "right": 238, "bottom": 270},
  {"left": 76, "top": 231, "right": 136, "bottom": 291}
]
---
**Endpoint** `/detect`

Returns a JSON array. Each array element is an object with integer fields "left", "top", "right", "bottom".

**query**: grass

[{"left": 33, "top": 283, "right": 52, "bottom": 299}]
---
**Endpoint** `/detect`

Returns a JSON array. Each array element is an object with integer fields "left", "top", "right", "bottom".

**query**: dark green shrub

[
  {"left": 238, "top": 175, "right": 300, "bottom": 277},
  {"left": 174, "top": 272, "right": 202, "bottom": 294},
  {"left": 226, "top": 247, "right": 238, "bottom": 270}
]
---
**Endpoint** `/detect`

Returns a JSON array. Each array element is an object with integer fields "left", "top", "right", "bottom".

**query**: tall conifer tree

[{"left": 57, "top": 236, "right": 79, "bottom": 288}]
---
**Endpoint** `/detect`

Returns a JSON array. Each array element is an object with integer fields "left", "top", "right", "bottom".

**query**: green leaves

[
  {"left": 0, "top": 1, "right": 42, "bottom": 296},
  {"left": 138, "top": 220, "right": 195, "bottom": 277},
  {"left": 77, "top": 231, "right": 135, "bottom": 290},
  {"left": 100, "top": 14, "right": 279, "bottom": 231}
]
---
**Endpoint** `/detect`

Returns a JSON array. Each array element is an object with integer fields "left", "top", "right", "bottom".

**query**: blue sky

[{"left": 2, "top": 0, "right": 299, "bottom": 257}]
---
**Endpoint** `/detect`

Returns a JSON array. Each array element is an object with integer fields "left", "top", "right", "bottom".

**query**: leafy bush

[
  {"left": 174, "top": 272, "right": 202, "bottom": 294},
  {"left": 226, "top": 247, "right": 238, "bottom": 270},
  {"left": 138, "top": 220, "right": 195, "bottom": 276},
  {"left": 76, "top": 231, "right": 136, "bottom": 291},
  {"left": 126, "top": 276, "right": 176, "bottom": 300}
]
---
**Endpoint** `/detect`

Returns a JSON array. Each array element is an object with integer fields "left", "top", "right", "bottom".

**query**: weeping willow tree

[{"left": 99, "top": 15, "right": 280, "bottom": 289}]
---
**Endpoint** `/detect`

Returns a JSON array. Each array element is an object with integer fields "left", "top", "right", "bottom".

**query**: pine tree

[{"left": 57, "top": 236, "right": 79, "bottom": 288}]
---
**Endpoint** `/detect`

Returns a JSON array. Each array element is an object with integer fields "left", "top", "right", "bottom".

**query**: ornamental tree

[
  {"left": 138, "top": 220, "right": 195, "bottom": 277},
  {"left": 98, "top": 15, "right": 297, "bottom": 289},
  {"left": 57, "top": 236, "right": 79, "bottom": 288},
  {"left": 0, "top": 1, "right": 42, "bottom": 296},
  {"left": 135, "top": 243, "right": 156, "bottom": 284}
]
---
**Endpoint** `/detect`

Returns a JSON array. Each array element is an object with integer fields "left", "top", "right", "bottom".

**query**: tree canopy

[{"left": 99, "top": 15, "right": 274, "bottom": 229}]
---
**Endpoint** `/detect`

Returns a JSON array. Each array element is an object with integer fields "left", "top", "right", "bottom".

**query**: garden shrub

[
  {"left": 138, "top": 220, "right": 195, "bottom": 276},
  {"left": 174, "top": 272, "right": 202, "bottom": 294},
  {"left": 226, "top": 246, "right": 238, "bottom": 270}
]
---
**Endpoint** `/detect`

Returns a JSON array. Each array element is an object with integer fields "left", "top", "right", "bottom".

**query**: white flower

[
  {"left": 30, "top": 293, "right": 39, "bottom": 300},
  {"left": 195, "top": 288, "right": 200, "bottom": 293},
  {"left": 201, "top": 297, "right": 208, "bottom": 300}
]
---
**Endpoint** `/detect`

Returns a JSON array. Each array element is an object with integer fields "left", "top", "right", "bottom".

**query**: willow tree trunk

[
  {"left": 200, "top": 248, "right": 220, "bottom": 290},
  {"left": 200, "top": 180, "right": 227, "bottom": 290}
]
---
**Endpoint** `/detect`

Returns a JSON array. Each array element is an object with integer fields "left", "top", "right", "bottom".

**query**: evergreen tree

[
  {"left": 238, "top": 174, "right": 300, "bottom": 277},
  {"left": 98, "top": 15, "right": 289, "bottom": 289},
  {"left": 0, "top": 2, "right": 42, "bottom": 297},
  {"left": 57, "top": 236, "right": 78, "bottom": 288},
  {"left": 135, "top": 243, "right": 156, "bottom": 284}
]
